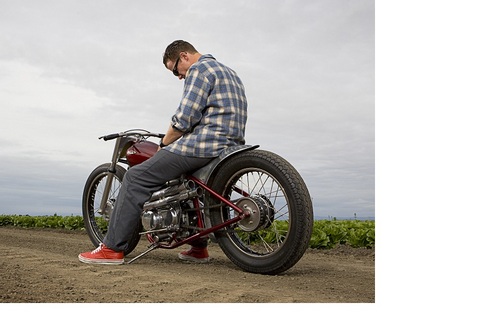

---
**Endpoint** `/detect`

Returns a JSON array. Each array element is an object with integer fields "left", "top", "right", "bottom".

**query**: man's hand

[{"left": 157, "top": 125, "right": 184, "bottom": 151}]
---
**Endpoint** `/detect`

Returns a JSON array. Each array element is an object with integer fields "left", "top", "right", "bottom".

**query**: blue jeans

[{"left": 103, "top": 149, "right": 212, "bottom": 252}]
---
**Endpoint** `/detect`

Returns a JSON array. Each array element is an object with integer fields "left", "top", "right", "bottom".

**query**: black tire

[
  {"left": 208, "top": 150, "right": 313, "bottom": 275},
  {"left": 81, "top": 163, "right": 140, "bottom": 255}
]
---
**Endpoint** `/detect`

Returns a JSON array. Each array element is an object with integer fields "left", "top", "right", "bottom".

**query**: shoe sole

[
  {"left": 78, "top": 254, "right": 124, "bottom": 265},
  {"left": 178, "top": 253, "right": 210, "bottom": 263}
]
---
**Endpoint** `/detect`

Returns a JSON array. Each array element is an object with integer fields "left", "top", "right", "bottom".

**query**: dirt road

[{"left": 0, "top": 227, "right": 374, "bottom": 303}]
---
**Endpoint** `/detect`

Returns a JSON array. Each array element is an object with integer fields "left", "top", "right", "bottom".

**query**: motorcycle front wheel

[
  {"left": 208, "top": 149, "right": 314, "bottom": 275},
  {"left": 81, "top": 163, "right": 140, "bottom": 255}
]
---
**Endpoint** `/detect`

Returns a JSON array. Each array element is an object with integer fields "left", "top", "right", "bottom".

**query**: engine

[{"left": 141, "top": 178, "right": 202, "bottom": 243}]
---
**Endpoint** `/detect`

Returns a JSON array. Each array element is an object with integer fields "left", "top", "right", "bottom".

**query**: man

[{"left": 79, "top": 40, "right": 248, "bottom": 264}]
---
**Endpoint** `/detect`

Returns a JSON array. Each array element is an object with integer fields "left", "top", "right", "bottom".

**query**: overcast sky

[{"left": 0, "top": 0, "right": 374, "bottom": 218}]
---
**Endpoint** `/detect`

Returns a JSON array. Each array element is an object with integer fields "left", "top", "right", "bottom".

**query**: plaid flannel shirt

[{"left": 164, "top": 54, "right": 248, "bottom": 158}]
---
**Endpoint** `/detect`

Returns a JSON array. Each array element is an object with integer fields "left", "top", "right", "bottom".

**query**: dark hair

[{"left": 163, "top": 40, "right": 198, "bottom": 66}]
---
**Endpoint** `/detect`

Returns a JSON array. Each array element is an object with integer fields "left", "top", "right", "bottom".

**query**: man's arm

[{"left": 158, "top": 125, "right": 184, "bottom": 151}]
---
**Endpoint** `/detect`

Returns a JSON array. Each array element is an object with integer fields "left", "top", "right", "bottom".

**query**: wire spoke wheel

[
  {"left": 209, "top": 150, "right": 313, "bottom": 275},
  {"left": 225, "top": 169, "right": 289, "bottom": 255},
  {"left": 81, "top": 164, "right": 139, "bottom": 254}
]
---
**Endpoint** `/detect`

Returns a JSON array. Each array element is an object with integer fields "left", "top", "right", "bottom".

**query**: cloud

[
  {"left": 0, "top": 0, "right": 374, "bottom": 218},
  {"left": 0, "top": 59, "right": 118, "bottom": 163}
]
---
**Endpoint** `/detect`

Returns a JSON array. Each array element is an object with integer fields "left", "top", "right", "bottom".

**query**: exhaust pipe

[
  {"left": 149, "top": 179, "right": 196, "bottom": 202},
  {"left": 143, "top": 186, "right": 202, "bottom": 211}
]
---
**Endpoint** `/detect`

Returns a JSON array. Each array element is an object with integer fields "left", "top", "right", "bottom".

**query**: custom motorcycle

[{"left": 82, "top": 129, "right": 313, "bottom": 275}]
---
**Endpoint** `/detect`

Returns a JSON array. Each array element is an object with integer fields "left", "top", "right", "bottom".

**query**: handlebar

[{"left": 99, "top": 129, "right": 164, "bottom": 141}]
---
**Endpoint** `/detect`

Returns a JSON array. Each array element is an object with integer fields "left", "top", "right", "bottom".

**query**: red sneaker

[
  {"left": 178, "top": 246, "right": 210, "bottom": 263},
  {"left": 78, "top": 243, "right": 124, "bottom": 265}
]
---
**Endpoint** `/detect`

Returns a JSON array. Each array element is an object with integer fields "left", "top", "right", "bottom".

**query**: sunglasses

[{"left": 172, "top": 57, "right": 180, "bottom": 77}]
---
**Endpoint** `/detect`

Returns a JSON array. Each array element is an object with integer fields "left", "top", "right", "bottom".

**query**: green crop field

[{"left": 0, "top": 215, "right": 374, "bottom": 249}]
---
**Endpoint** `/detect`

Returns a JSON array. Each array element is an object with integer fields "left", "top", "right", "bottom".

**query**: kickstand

[{"left": 125, "top": 242, "right": 161, "bottom": 264}]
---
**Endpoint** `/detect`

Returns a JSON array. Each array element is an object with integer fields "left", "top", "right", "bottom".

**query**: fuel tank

[{"left": 126, "top": 140, "right": 158, "bottom": 166}]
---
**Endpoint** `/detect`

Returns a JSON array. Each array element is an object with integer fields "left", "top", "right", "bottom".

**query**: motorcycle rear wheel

[
  {"left": 208, "top": 150, "right": 313, "bottom": 275},
  {"left": 81, "top": 163, "right": 140, "bottom": 255}
]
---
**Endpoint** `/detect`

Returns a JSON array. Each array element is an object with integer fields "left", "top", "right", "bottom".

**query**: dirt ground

[{"left": 0, "top": 227, "right": 375, "bottom": 303}]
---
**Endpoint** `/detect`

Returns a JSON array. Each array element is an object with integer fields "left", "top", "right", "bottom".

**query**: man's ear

[{"left": 180, "top": 51, "right": 189, "bottom": 61}]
